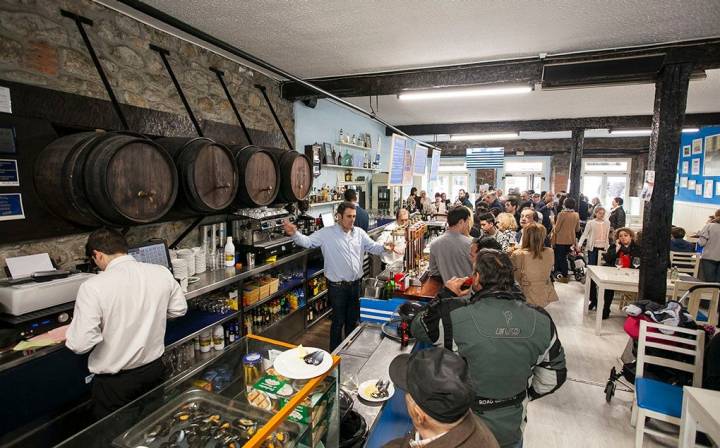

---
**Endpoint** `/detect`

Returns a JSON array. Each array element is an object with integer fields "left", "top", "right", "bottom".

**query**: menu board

[
  {"left": 414, "top": 145, "right": 427, "bottom": 175},
  {"left": 388, "top": 134, "right": 407, "bottom": 186},
  {"left": 429, "top": 149, "right": 441, "bottom": 181}
]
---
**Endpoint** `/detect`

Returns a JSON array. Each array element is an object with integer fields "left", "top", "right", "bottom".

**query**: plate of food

[
  {"left": 358, "top": 379, "right": 395, "bottom": 403},
  {"left": 273, "top": 346, "right": 333, "bottom": 380}
]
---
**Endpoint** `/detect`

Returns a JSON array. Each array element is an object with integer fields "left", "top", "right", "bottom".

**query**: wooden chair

[
  {"left": 632, "top": 320, "right": 705, "bottom": 447},
  {"left": 670, "top": 251, "right": 700, "bottom": 277},
  {"left": 680, "top": 284, "right": 720, "bottom": 326}
]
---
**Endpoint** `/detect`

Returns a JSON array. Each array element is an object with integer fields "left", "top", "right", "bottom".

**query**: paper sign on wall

[
  {"left": 429, "top": 149, "right": 441, "bottom": 181},
  {"left": 0, "top": 159, "right": 19, "bottom": 186},
  {"left": 691, "top": 158, "right": 701, "bottom": 175},
  {"left": 402, "top": 144, "right": 414, "bottom": 185},
  {"left": 413, "top": 145, "right": 427, "bottom": 175},
  {"left": 696, "top": 184, "right": 703, "bottom": 196},
  {"left": 680, "top": 177, "right": 688, "bottom": 188},
  {"left": 716, "top": 181, "right": 720, "bottom": 196},
  {"left": 0, "top": 193, "right": 24, "bottom": 221},
  {"left": 388, "top": 134, "right": 407, "bottom": 186},
  {"left": 682, "top": 161, "right": 689, "bottom": 174},
  {"left": 0, "top": 127, "right": 15, "bottom": 154},
  {"left": 0, "top": 86, "right": 11, "bottom": 114},
  {"left": 705, "top": 180, "right": 714, "bottom": 199},
  {"left": 640, "top": 170, "right": 655, "bottom": 202}
]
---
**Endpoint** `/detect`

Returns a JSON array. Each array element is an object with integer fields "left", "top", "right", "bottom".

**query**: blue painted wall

[{"left": 676, "top": 125, "right": 720, "bottom": 204}]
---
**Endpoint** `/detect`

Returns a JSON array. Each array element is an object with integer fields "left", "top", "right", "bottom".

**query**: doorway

[{"left": 580, "top": 158, "right": 631, "bottom": 208}]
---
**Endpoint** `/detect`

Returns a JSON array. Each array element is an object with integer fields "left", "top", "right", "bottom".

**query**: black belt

[
  {"left": 472, "top": 391, "right": 527, "bottom": 412},
  {"left": 327, "top": 279, "right": 361, "bottom": 287}
]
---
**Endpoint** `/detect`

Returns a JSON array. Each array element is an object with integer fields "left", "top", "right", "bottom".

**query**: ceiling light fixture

[
  {"left": 399, "top": 85, "right": 532, "bottom": 101},
  {"left": 450, "top": 132, "right": 520, "bottom": 141},
  {"left": 609, "top": 128, "right": 700, "bottom": 136}
]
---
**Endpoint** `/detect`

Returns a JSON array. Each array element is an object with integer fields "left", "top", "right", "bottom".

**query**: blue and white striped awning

[{"left": 466, "top": 147, "right": 504, "bottom": 169}]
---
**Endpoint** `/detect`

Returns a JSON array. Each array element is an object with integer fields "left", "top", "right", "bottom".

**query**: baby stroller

[
  {"left": 568, "top": 246, "right": 586, "bottom": 283},
  {"left": 604, "top": 300, "right": 703, "bottom": 402}
]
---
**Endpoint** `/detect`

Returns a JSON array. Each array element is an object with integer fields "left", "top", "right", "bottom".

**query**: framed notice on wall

[
  {"left": 388, "top": 134, "right": 407, "bottom": 186},
  {"left": 704, "top": 134, "right": 720, "bottom": 176}
]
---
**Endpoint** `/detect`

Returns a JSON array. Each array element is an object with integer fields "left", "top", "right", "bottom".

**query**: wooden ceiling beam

[
  {"left": 392, "top": 113, "right": 720, "bottom": 136},
  {"left": 282, "top": 39, "right": 720, "bottom": 100},
  {"left": 434, "top": 137, "right": 650, "bottom": 157}
]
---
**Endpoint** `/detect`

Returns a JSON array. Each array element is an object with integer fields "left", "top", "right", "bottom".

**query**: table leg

[
  {"left": 678, "top": 393, "right": 696, "bottom": 448},
  {"left": 596, "top": 287, "right": 605, "bottom": 335},
  {"left": 583, "top": 275, "right": 592, "bottom": 315}
]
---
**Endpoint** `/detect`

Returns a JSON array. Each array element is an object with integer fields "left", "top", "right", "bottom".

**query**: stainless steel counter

[{"left": 333, "top": 322, "right": 414, "bottom": 431}]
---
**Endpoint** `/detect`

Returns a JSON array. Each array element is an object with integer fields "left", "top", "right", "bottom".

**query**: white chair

[
  {"left": 670, "top": 251, "right": 700, "bottom": 277},
  {"left": 632, "top": 320, "right": 705, "bottom": 447},
  {"left": 680, "top": 284, "right": 720, "bottom": 326}
]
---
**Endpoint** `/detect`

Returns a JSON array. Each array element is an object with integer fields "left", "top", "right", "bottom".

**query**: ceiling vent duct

[{"left": 541, "top": 54, "right": 668, "bottom": 89}]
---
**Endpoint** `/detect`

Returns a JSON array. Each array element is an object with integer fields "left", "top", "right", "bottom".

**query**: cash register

[{"left": 0, "top": 254, "right": 95, "bottom": 339}]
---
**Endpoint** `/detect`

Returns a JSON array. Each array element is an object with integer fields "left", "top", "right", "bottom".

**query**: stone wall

[{"left": 0, "top": 0, "right": 294, "bottom": 271}]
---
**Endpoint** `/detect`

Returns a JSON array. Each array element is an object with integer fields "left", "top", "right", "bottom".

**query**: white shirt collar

[
  {"left": 409, "top": 431, "right": 448, "bottom": 447},
  {"left": 105, "top": 254, "right": 135, "bottom": 271}
]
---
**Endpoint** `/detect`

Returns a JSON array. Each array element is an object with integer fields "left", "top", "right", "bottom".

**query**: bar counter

[{"left": 394, "top": 275, "right": 443, "bottom": 301}]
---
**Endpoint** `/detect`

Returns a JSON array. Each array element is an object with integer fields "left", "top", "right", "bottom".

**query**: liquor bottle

[
  {"left": 339, "top": 128, "right": 344, "bottom": 143},
  {"left": 342, "top": 149, "right": 352, "bottom": 167},
  {"left": 364, "top": 152, "right": 370, "bottom": 169}
]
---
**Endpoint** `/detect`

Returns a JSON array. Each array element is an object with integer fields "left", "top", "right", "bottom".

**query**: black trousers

[
  {"left": 328, "top": 280, "right": 361, "bottom": 351},
  {"left": 589, "top": 279, "right": 614, "bottom": 316},
  {"left": 91, "top": 358, "right": 164, "bottom": 420}
]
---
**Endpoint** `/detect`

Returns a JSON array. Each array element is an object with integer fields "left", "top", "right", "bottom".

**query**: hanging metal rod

[
  {"left": 210, "top": 67, "right": 253, "bottom": 145},
  {"left": 109, "top": 0, "right": 440, "bottom": 151},
  {"left": 61, "top": 9, "right": 130, "bottom": 131},
  {"left": 255, "top": 84, "right": 293, "bottom": 151},
  {"left": 150, "top": 44, "right": 204, "bottom": 137}
]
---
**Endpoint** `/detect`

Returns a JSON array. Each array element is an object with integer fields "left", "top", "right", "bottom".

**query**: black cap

[{"left": 389, "top": 347, "right": 475, "bottom": 423}]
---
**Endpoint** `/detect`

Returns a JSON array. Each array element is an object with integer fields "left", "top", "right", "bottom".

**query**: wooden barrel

[
  {"left": 34, "top": 131, "right": 178, "bottom": 226},
  {"left": 232, "top": 145, "right": 280, "bottom": 207},
  {"left": 265, "top": 147, "right": 313, "bottom": 203},
  {"left": 157, "top": 137, "right": 239, "bottom": 213}
]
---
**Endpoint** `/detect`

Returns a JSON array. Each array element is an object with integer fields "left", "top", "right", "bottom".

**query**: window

[
  {"left": 505, "top": 161, "right": 543, "bottom": 173},
  {"left": 583, "top": 160, "right": 629, "bottom": 172},
  {"left": 581, "top": 158, "right": 631, "bottom": 208}
]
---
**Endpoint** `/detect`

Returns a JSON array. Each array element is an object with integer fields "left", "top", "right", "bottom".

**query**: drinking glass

[
  {"left": 632, "top": 257, "right": 641, "bottom": 269},
  {"left": 615, "top": 257, "right": 623, "bottom": 270}
]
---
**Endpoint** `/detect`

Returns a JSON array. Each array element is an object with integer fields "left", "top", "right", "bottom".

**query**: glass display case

[{"left": 56, "top": 334, "right": 340, "bottom": 448}]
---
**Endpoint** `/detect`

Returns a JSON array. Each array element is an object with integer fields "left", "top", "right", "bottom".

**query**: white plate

[
  {"left": 273, "top": 347, "right": 333, "bottom": 380},
  {"left": 358, "top": 379, "right": 395, "bottom": 403}
]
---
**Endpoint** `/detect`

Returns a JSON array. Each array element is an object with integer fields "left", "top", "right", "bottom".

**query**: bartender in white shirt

[
  {"left": 66, "top": 228, "right": 187, "bottom": 419},
  {"left": 376, "top": 208, "right": 409, "bottom": 270}
]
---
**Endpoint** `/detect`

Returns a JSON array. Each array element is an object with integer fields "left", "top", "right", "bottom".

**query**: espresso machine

[{"left": 230, "top": 207, "right": 296, "bottom": 262}]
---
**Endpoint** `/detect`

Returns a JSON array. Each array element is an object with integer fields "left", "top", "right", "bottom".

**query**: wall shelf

[
  {"left": 323, "top": 164, "right": 380, "bottom": 172},
  {"left": 306, "top": 308, "right": 332, "bottom": 328},
  {"left": 308, "top": 289, "right": 328, "bottom": 304},
  {"left": 308, "top": 200, "right": 343, "bottom": 207},
  {"left": 336, "top": 141, "right": 372, "bottom": 151}
]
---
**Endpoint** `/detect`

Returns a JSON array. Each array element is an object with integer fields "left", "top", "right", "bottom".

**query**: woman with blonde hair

[
  {"left": 496, "top": 212, "right": 519, "bottom": 243},
  {"left": 510, "top": 223, "right": 558, "bottom": 307}
]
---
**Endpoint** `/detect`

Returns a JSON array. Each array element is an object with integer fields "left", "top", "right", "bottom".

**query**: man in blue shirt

[
  {"left": 344, "top": 189, "right": 369, "bottom": 231},
  {"left": 284, "top": 202, "right": 393, "bottom": 350},
  {"left": 670, "top": 227, "right": 695, "bottom": 252}
]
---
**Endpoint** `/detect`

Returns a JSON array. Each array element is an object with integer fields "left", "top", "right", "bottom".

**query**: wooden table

[{"left": 679, "top": 386, "right": 720, "bottom": 448}]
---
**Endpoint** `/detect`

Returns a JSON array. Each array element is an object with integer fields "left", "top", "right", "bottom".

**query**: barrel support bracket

[
  {"left": 254, "top": 84, "right": 294, "bottom": 151},
  {"left": 210, "top": 67, "right": 253, "bottom": 145},
  {"left": 60, "top": 9, "right": 130, "bottom": 131},
  {"left": 150, "top": 44, "right": 204, "bottom": 137}
]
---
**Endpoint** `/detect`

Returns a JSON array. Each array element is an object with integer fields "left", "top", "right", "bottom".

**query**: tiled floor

[
  {"left": 524, "top": 280, "right": 673, "bottom": 448},
  {"left": 294, "top": 282, "right": 678, "bottom": 447}
]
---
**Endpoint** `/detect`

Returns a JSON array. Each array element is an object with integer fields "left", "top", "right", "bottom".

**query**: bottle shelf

[
  {"left": 306, "top": 308, "right": 332, "bottom": 328},
  {"left": 308, "top": 200, "right": 343, "bottom": 208},
  {"left": 322, "top": 164, "right": 380, "bottom": 172},
  {"left": 308, "top": 289, "right": 328, "bottom": 304},
  {"left": 336, "top": 141, "right": 372, "bottom": 151}
]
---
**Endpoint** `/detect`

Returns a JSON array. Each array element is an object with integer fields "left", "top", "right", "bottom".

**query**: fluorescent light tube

[
  {"left": 450, "top": 133, "right": 520, "bottom": 141},
  {"left": 609, "top": 128, "right": 700, "bottom": 136},
  {"left": 399, "top": 85, "right": 532, "bottom": 101}
]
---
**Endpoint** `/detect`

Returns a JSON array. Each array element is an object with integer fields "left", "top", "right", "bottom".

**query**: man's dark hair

[
  {"left": 506, "top": 198, "right": 519, "bottom": 209},
  {"left": 343, "top": 189, "right": 357, "bottom": 202},
  {"left": 490, "top": 207, "right": 502, "bottom": 217},
  {"left": 395, "top": 207, "right": 408, "bottom": 220},
  {"left": 447, "top": 206, "right": 471, "bottom": 226},
  {"left": 336, "top": 201, "right": 356, "bottom": 216},
  {"left": 434, "top": 192, "right": 441, "bottom": 198},
  {"left": 671, "top": 227, "right": 686, "bottom": 239},
  {"left": 472, "top": 236, "right": 502, "bottom": 252},
  {"left": 478, "top": 212, "right": 495, "bottom": 224},
  {"left": 473, "top": 249, "right": 515, "bottom": 291},
  {"left": 614, "top": 197, "right": 624, "bottom": 206},
  {"left": 563, "top": 198, "right": 576, "bottom": 210},
  {"left": 519, "top": 201, "right": 534, "bottom": 212},
  {"left": 86, "top": 228, "right": 129, "bottom": 257}
]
